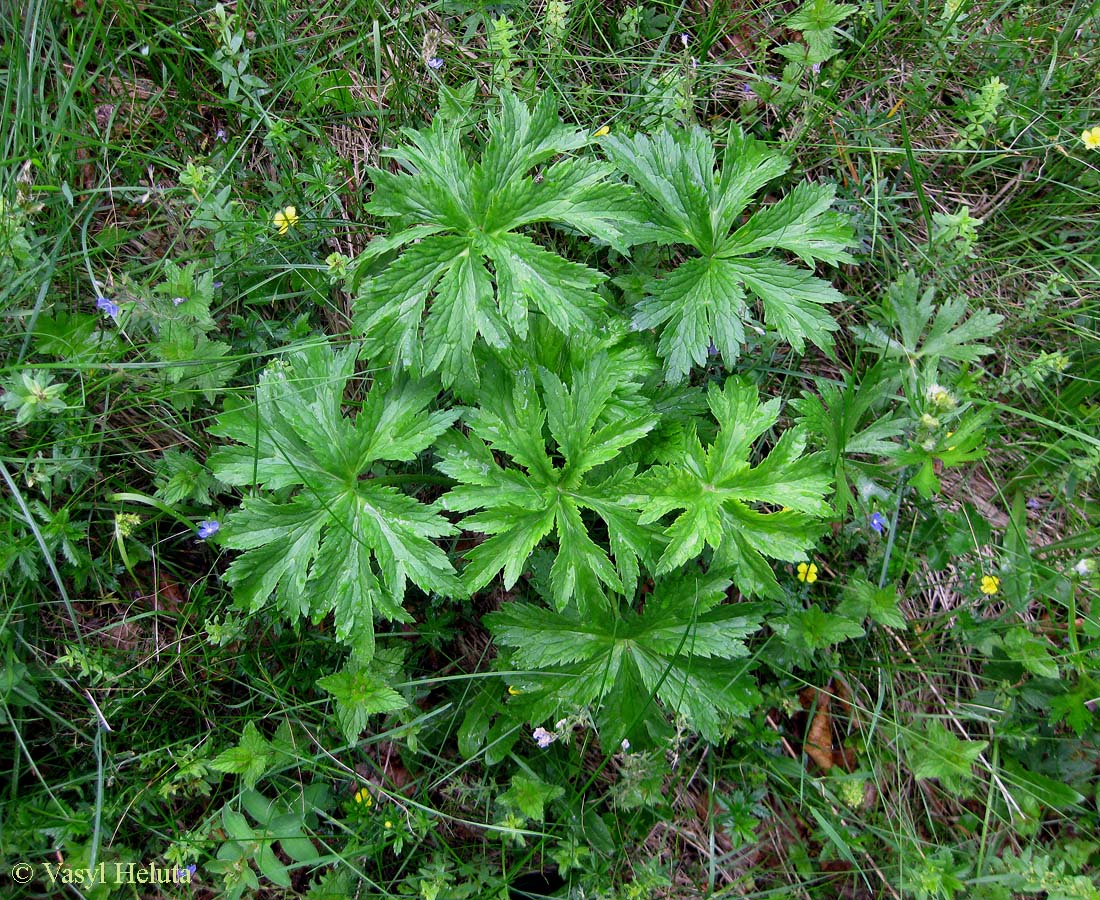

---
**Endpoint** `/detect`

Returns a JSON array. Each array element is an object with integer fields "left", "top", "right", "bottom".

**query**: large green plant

[{"left": 212, "top": 91, "right": 851, "bottom": 743}]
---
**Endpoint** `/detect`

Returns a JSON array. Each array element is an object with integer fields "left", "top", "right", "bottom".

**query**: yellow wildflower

[
  {"left": 383, "top": 820, "right": 393, "bottom": 829},
  {"left": 592, "top": 125, "right": 610, "bottom": 138},
  {"left": 980, "top": 574, "right": 1000, "bottom": 595},
  {"left": 797, "top": 562, "right": 819, "bottom": 584},
  {"left": 354, "top": 788, "right": 373, "bottom": 807},
  {"left": 1081, "top": 126, "right": 1100, "bottom": 150},
  {"left": 273, "top": 205, "right": 300, "bottom": 235}
]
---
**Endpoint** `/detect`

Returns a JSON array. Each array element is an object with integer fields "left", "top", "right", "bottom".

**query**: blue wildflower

[
  {"left": 172, "top": 296, "right": 187, "bottom": 306},
  {"left": 870, "top": 511, "right": 887, "bottom": 534},
  {"left": 427, "top": 56, "right": 444, "bottom": 70},
  {"left": 96, "top": 296, "right": 119, "bottom": 318},
  {"left": 197, "top": 519, "right": 220, "bottom": 539},
  {"left": 176, "top": 863, "right": 197, "bottom": 881}
]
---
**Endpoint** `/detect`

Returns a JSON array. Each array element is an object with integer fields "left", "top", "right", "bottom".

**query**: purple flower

[
  {"left": 811, "top": 62, "right": 821, "bottom": 75},
  {"left": 1026, "top": 497, "right": 1041, "bottom": 510},
  {"left": 680, "top": 32, "right": 690, "bottom": 47},
  {"left": 741, "top": 82, "right": 755, "bottom": 96},
  {"left": 197, "top": 519, "right": 220, "bottom": 539},
  {"left": 96, "top": 296, "right": 119, "bottom": 318},
  {"left": 707, "top": 339, "right": 719, "bottom": 357},
  {"left": 532, "top": 726, "right": 556, "bottom": 749},
  {"left": 870, "top": 512, "right": 887, "bottom": 534},
  {"left": 172, "top": 296, "right": 187, "bottom": 306},
  {"left": 215, "top": 128, "right": 227, "bottom": 142},
  {"left": 427, "top": 56, "right": 444, "bottom": 70}
]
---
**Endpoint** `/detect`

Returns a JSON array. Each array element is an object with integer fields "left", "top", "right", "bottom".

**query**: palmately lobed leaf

[
  {"left": 628, "top": 376, "right": 831, "bottom": 597},
  {"left": 603, "top": 124, "right": 855, "bottom": 380},
  {"left": 317, "top": 667, "right": 406, "bottom": 743},
  {"left": 209, "top": 340, "right": 462, "bottom": 663},
  {"left": 488, "top": 572, "right": 763, "bottom": 745},
  {"left": 438, "top": 355, "right": 660, "bottom": 611},
  {"left": 354, "top": 91, "right": 642, "bottom": 386}
]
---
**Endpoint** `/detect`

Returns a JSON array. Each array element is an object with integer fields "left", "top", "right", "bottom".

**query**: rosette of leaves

[
  {"left": 436, "top": 353, "right": 659, "bottom": 612},
  {"left": 602, "top": 125, "right": 855, "bottom": 381},
  {"left": 488, "top": 571, "right": 762, "bottom": 745},
  {"left": 208, "top": 340, "right": 462, "bottom": 662},
  {"left": 629, "top": 376, "right": 831, "bottom": 598},
  {"left": 354, "top": 91, "right": 639, "bottom": 385}
]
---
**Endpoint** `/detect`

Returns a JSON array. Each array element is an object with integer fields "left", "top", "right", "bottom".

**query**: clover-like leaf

[
  {"left": 209, "top": 340, "right": 462, "bottom": 662},
  {"left": 355, "top": 92, "right": 640, "bottom": 386},
  {"left": 603, "top": 126, "right": 854, "bottom": 381}
]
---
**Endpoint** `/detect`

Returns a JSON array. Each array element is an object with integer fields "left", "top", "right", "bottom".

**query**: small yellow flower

[
  {"left": 273, "top": 205, "right": 299, "bottom": 235},
  {"left": 797, "top": 562, "right": 819, "bottom": 584},
  {"left": 507, "top": 685, "right": 522, "bottom": 696},
  {"left": 114, "top": 512, "right": 141, "bottom": 538},
  {"left": 980, "top": 574, "right": 1000, "bottom": 595},
  {"left": 354, "top": 788, "right": 373, "bottom": 807},
  {"left": 1081, "top": 126, "right": 1100, "bottom": 150},
  {"left": 383, "top": 820, "right": 393, "bottom": 829},
  {"left": 592, "top": 125, "right": 610, "bottom": 138}
]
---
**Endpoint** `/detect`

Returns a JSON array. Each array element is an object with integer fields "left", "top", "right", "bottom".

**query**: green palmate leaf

[
  {"left": 354, "top": 91, "right": 640, "bottom": 386},
  {"left": 602, "top": 125, "right": 854, "bottom": 381},
  {"left": 500, "top": 775, "right": 564, "bottom": 822},
  {"left": 773, "top": 605, "right": 864, "bottom": 653},
  {"left": 488, "top": 571, "right": 763, "bottom": 744},
  {"left": 784, "top": 0, "right": 858, "bottom": 63},
  {"left": 853, "top": 272, "right": 1003, "bottom": 364},
  {"left": 1050, "top": 677, "right": 1098, "bottom": 737},
  {"left": 908, "top": 721, "right": 988, "bottom": 794},
  {"left": 317, "top": 667, "right": 407, "bottom": 742},
  {"left": 628, "top": 376, "right": 831, "bottom": 598},
  {"left": 209, "top": 340, "right": 462, "bottom": 662},
  {"left": 1002, "top": 627, "right": 1059, "bottom": 679},
  {"left": 438, "top": 354, "right": 660, "bottom": 611},
  {"left": 790, "top": 363, "right": 903, "bottom": 515},
  {"left": 210, "top": 722, "right": 273, "bottom": 790},
  {"left": 836, "top": 578, "right": 906, "bottom": 629}
]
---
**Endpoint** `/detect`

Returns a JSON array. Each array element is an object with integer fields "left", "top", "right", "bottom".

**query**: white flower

[
  {"left": 620, "top": 738, "right": 630, "bottom": 752},
  {"left": 926, "top": 383, "right": 956, "bottom": 410},
  {"left": 1074, "top": 558, "right": 1096, "bottom": 577},
  {"left": 532, "top": 727, "right": 557, "bottom": 749}
]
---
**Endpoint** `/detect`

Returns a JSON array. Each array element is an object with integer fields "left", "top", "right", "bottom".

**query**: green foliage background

[{"left": 1, "top": 0, "right": 1098, "bottom": 898}]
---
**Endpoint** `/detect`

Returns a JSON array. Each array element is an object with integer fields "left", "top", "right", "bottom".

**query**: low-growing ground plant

[{"left": 1, "top": 1, "right": 1098, "bottom": 899}]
